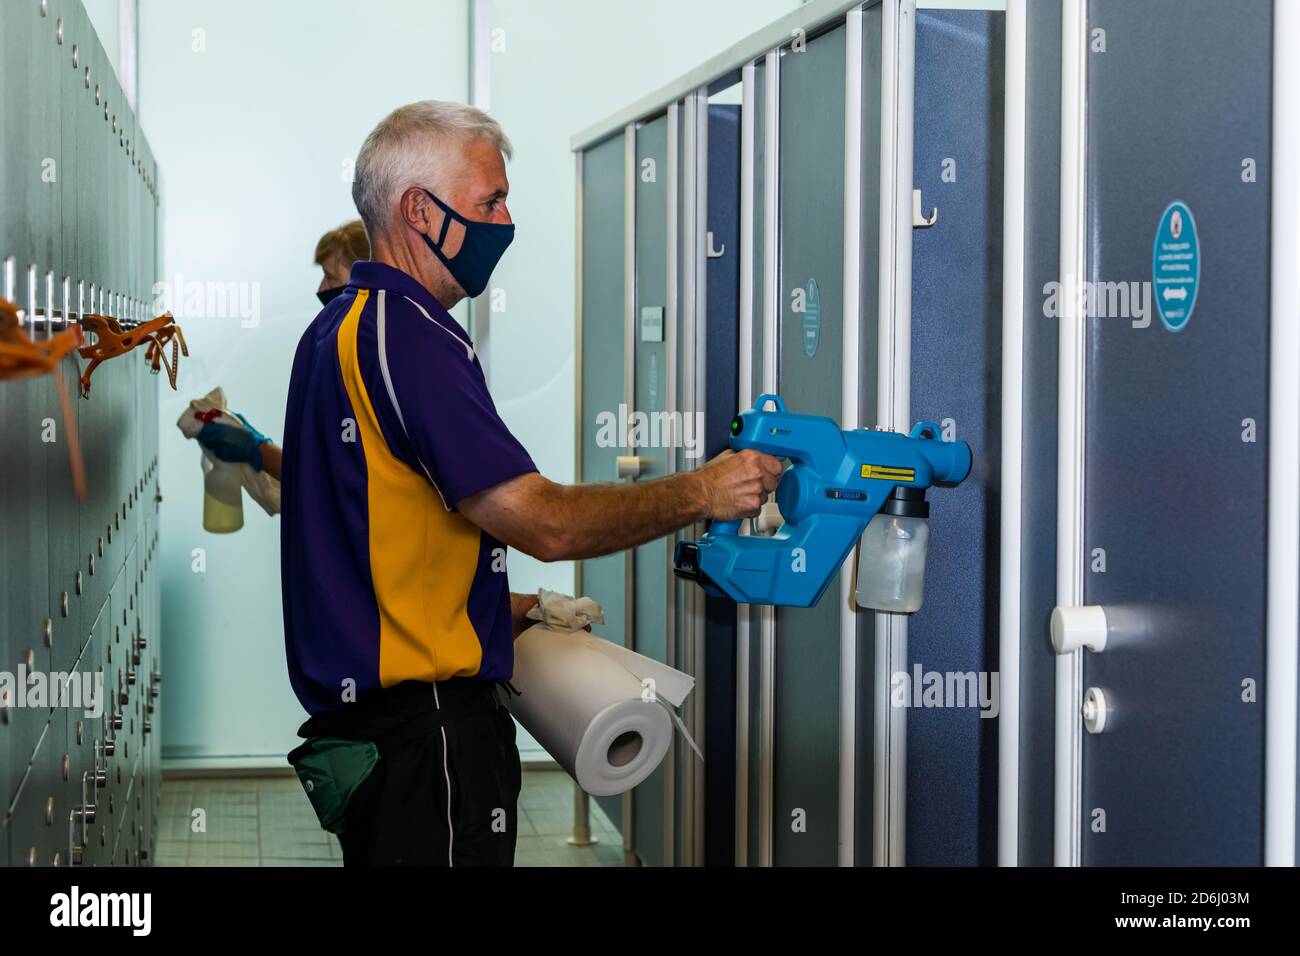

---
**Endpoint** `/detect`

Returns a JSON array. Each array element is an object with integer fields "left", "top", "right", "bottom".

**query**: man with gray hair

[{"left": 281, "top": 100, "right": 782, "bottom": 866}]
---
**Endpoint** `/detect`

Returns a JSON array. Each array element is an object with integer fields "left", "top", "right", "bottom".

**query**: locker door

[
  {"left": 1070, "top": 0, "right": 1271, "bottom": 865},
  {"left": 576, "top": 133, "right": 628, "bottom": 838},
  {"left": 774, "top": 23, "right": 847, "bottom": 866},
  {"left": 631, "top": 113, "right": 671, "bottom": 867}
]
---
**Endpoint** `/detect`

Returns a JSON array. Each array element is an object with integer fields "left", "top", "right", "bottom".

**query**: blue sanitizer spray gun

[{"left": 673, "top": 394, "right": 972, "bottom": 610}]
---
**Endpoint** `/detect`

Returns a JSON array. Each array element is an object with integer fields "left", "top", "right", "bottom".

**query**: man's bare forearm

[{"left": 542, "top": 472, "right": 707, "bottom": 560}]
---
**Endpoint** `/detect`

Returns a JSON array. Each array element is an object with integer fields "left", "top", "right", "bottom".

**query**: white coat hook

[
  {"left": 706, "top": 230, "right": 726, "bottom": 258},
  {"left": 912, "top": 188, "right": 937, "bottom": 228}
]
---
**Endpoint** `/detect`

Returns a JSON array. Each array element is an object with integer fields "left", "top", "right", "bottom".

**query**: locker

[
  {"left": 67, "top": 602, "right": 108, "bottom": 867},
  {"left": 1, "top": 0, "right": 163, "bottom": 869},
  {"left": 7, "top": 720, "right": 62, "bottom": 867}
]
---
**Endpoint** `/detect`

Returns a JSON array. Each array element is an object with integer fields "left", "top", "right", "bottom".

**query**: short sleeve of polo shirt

[{"left": 379, "top": 297, "right": 536, "bottom": 507}]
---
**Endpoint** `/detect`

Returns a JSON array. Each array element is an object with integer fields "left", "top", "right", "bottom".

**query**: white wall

[
  {"left": 82, "top": 0, "right": 122, "bottom": 85},
  {"left": 483, "top": 0, "right": 801, "bottom": 598},
  {"left": 139, "top": 0, "right": 468, "bottom": 763}
]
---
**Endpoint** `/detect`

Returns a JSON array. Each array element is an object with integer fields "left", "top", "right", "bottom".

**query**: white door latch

[
  {"left": 616, "top": 456, "right": 646, "bottom": 480},
  {"left": 1051, "top": 604, "right": 1109, "bottom": 654}
]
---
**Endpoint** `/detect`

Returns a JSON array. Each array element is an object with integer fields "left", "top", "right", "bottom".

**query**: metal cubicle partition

[
  {"left": 1, "top": 0, "right": 163, "bottom": 867},
  {"left": 573, "top": 0, "right": 921, "bottom": 866}
]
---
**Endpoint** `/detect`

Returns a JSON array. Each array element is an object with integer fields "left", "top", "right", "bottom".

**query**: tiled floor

[{"left": 156, "top": 769, "right": 623, "bottom": 867}]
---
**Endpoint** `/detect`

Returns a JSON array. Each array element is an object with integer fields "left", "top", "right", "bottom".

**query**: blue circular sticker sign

[
  {"left": 802, "top": 278, "right": 820, "bottom": 357},
  {"left": 1152, "top": 201, "right": 1200, "bottom": 332}
]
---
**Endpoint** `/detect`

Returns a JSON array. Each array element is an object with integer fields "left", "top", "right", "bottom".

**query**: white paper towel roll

[{"left": 511, "top": 623, "right": 694, "bottom": 797}]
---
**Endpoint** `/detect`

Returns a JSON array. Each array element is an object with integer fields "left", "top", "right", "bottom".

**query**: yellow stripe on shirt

[{"left": 335, "top": 289, "right": 485, "bottom": 685}]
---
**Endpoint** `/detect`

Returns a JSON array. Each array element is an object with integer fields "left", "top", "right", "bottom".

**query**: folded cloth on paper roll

[{"left": 511, "top": 590, "right": 696, "bottom": 797}]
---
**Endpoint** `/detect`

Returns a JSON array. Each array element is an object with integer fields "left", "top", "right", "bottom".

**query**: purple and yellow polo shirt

[{"left": 281, "top": 260, "right": 535, "bottom": 716}]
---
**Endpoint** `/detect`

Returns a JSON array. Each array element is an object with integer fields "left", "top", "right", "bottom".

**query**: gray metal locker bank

[{"left": 1, "top": 0, "right": 164, "bottom": 867}]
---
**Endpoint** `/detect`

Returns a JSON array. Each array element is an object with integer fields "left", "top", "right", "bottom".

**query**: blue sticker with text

[
  {"left": 802, "top": 278, "right": 820, "bottom": 357},
  {"left": 1152, "top": 201, "right": 1199, "bottom": 332}
]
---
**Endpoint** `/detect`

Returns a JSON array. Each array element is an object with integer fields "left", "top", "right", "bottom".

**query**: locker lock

[
  {"left": 1051, "top": 605, "right": 1108, "bottom": 655},
  {"left": 1081, "top": 687, "right": 1109, "bottom": 735}
]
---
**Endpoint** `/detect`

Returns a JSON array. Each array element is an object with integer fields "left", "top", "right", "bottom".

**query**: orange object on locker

[
  {"left": 77, "top": 311, "right": 188, "bottom": 396},
  {"left": 0, "top": 296, "right": 88, "bottom": 500},
  {"left": 0, "top": 295, "right": 85, "bottom": 381}
]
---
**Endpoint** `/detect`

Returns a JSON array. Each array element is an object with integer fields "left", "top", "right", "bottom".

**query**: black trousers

[{"left": 296, "top": 679, "right": 522, "bottom": 866}]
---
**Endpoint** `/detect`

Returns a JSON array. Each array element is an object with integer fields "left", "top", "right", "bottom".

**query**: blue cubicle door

[
  {"left": 1079, "top": 0, "right": 1270, "bottom": 866},
  {"left": 906, "top": 7, "right": 1005, "bottom": 868},
  {"left": 1010, "top": 0, "right": 1062, "bottom": 868},
  {"left": 774, "top": 23, "right": 847, "bottom": 867},
  {"left": 702, "top": 100, "right": 741, "bottom": 866}
]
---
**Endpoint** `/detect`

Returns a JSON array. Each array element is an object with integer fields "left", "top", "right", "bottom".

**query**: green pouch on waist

[{"left": 287, "top": 737, "right": 379, "bottom": 835}]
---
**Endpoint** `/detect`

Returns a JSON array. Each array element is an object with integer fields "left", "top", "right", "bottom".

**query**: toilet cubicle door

[
  {"left": 631, "top": 114, "right": 672, "bottom": 867},
  {"left": 702, "top": 99, "right": 742, "bottom": 866},
  {"left": 905, "top": 5, "right": 1004, "bottom": 867},
  {"left": 773, "top": 22, "right": 847, "bottom": 866},
  {"left": 577, "top": 132, "right": 629, "bottom": 836},
  {"left": 1072, "top": 0, "right": 1271, "bottom": 865}
]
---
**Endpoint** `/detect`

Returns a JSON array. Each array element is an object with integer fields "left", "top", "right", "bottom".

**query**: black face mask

[
  {"left": 317, "top": 285, "right": 346, "bottom": 306},
  {"left": 419, "top": 188, "right": 514, "bottom": 298}
]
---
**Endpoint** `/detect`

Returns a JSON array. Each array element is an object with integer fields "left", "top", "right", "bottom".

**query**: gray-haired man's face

[{"left": 422, "top": 137, "right": 512, "bottom": 259}]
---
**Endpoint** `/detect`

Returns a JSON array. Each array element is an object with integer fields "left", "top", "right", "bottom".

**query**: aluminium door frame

[
  {"left": 997, "top": 0, "right": 1028, "bottom": 868},
  {"left": 1266, "top": 0, "right": 1300, "bottom": 868},
  {"left": 874, "top": 0, "right": 917, "bottom": 867},
  {"left": 623, "top": 122, "right": 639, "bottom": 864},
  {"left": 1053, "top": 0, "right": 1087, "bottom": 868},
  {"left": 839, "top": 3, "right": 866, "bottom": 868},
  {"left": 735, "top": 61, "right": 758, "bottom": 867}
]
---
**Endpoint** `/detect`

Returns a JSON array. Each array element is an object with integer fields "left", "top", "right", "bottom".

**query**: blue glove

[
  {"left": 197, "top": 417, "right": 270, "bottom": 471},
  {"left": 234, "top": 412, "right": 270, "bottom": 447}
]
